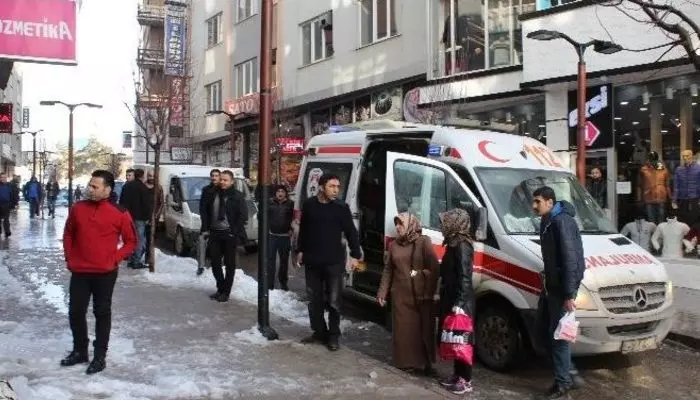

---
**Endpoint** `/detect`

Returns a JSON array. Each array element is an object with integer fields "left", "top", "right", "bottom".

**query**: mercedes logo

[{"left": 633, "top": 287, "right": 649, "bottom": 310}]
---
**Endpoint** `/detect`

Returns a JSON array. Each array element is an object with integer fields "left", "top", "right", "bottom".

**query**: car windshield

[
  {"left": 181, "top": 177, "right": 252, "bottom": 215},
  {"left": 475, "top": 167, "right": 617, "bottom": 235}
]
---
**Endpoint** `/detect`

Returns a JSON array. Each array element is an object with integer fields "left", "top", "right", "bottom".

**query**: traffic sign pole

[{"left": 577, "top": 59, "right": 587, "bottom": 185}]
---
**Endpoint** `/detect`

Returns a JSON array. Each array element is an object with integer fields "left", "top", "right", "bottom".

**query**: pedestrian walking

[
  {"left": 200, "top": 170, "right": 248, "bottom": 302},
  {"left": 377, "top": 212, "right": 439, "bottom": 375},
  {"left": 196, "top": 169, "right": 221, "bottom": 276},
  {"left": 74, "top": 186, "right": 82, "bottom": 202},
  {"left": 144, "top": 170, "right": 164, "bottom": 267},
  {"left": 435, "top": 208, "right": 476, "bottom": 395},
  {"left": 119, "top": 169, "right": 151, "bottom": 269},
  {"left": 60, "top": 170, "right": 137, "bottom": 374},
  {"left": 268, "top": 185, "right": 294, "bottom": 291},
  {"left": 9, "top": 176, "right": 20, "bottom": 211},
  {"left": 23, "top": 176, "right": 42, "bottom": 218},
  {"left": 296, "top": 173, "right": 362, "bottom": 351},
  {"left": 0, "top": 173, "right": 13, "bottom": 238},
  {"left": 45, "top": 177, "right": 60, "bottom": 218},
  {"left": 532, "top": 186, "right": 586, "bottom": 399}
]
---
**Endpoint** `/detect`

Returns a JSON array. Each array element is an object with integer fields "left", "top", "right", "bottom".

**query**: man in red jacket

[{"left": 60, "top": 170, "right": 137, "bottom": 374}]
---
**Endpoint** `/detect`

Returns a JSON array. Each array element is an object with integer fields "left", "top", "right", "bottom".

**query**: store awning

[{"left": 0, "top": 61, "right": 14, "bottom": 90}]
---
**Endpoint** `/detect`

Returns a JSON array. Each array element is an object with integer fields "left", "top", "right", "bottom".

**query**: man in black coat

[
  {"left": 200, "top": 170, "right": 247, "bottom": 302},
  {"left": 119, "top": 169, "right": 151, "bottom": 269},
  {"left": 532, "top": 186, "right": 585, "bottom": 399},
  {"left": 267, "top": 185, "right": 294, "bottom": 291},
  {"left": 199, "top": 169, "right": 220, "bottom": 217}
]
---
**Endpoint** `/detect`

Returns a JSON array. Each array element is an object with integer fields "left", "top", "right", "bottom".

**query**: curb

[{"left": 667, "top": 331, "right": 700, "bottom": 350}]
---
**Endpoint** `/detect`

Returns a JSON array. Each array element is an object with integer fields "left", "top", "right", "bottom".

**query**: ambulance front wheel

[{"left": 475, "top": 302, "right": 524, "bottom": 371}]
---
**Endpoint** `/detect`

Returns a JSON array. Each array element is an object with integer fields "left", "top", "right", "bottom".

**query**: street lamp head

[
  {"left": 82, "top": 103, "right": 103, "bottom": 109},
  {"left": 39, "top": 101, "right": 57, "bottom": 106},
  {"left": 526, "top": 29, "right": 562, "bottom": 41},
  {"left": 593, "top": 40, "right": 623, "bottom": 55}
]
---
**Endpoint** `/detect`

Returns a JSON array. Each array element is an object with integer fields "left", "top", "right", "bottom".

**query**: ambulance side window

[
  {"left": 300, "top": 162, "right": 353, "bottom": 203},
  {"left": 393, "top": 160, "right": 447, "bottom": 231}
]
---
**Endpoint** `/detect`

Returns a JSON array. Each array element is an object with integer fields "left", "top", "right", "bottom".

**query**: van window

[
  {"left": 299, "top": 162, "right": 353, "bottom": 203},
  {"left": 394, "top": 160, "right": 448, "bottom": 231}
]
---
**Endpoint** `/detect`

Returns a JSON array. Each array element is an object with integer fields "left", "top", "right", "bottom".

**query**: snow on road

[{"left": 0, "top": 249, "right": 368, "bottom": 400}]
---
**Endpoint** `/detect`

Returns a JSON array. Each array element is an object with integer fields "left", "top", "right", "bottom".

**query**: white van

[
  {"left": 133, "top": 164, "right": 259, "bottom": 255},
  {"left": 293, "top": 121, "right": 674, "bottom": 371}
]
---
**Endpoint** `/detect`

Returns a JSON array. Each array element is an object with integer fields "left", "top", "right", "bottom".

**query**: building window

[
  {"left": 206, "top": 13, "right": 223, "bottom": 47},
  {"left": 205, "top": 81, "right": 222, "bottom": 112},
  {"left": 360, "top": 0, "right": 398, "bottom": 46},
  {"left": 301, "top": 11, "right": 334, "bottom": 66},
  {"left": 237, "top": 0, "right": 257, "bottom": 22},
  {"left": 235, "top": 58, "right": 258, "bottom": 98}
]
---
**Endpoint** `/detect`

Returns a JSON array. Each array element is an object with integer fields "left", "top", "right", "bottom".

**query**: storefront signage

[
  {"left": 568, "top": 84, "right": 613, "bottom": 150},
  {"left": 276, "top": 137, "right": 304, "bottom": 155},
  {"left": 164, "top": 10, "right": 186, "bottom": 77},
  {"left": 169, "top": 77, "right": 184, "bottom": 127},
  {"left": 0, "top": 103, "right": 12, "bottom": 133},
  {"left": 21, "top": 107, "right": 29, "bottom": 128},
  {"left": 225, "top": 89, "right": 279, "bottom": 117},
  {"left": 0, "top": 0, "right": 77, "bottom": 65}
]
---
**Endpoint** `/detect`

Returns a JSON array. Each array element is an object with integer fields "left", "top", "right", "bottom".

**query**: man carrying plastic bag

[{"left": 532, "top": 186, "right": 586, "bottom": 399}]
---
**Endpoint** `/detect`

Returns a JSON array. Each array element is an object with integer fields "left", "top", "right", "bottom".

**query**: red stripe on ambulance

[{"left": 316, "top": 146, "right": 362, "bottom": 154}]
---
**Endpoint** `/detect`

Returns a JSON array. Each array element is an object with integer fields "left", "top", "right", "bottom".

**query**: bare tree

[{"left": 597, "top": 0, "right": 700, "bottom": 69}]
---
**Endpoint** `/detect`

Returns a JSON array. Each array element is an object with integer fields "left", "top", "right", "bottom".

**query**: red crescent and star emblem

[{"left": 477, "top": 140, "right": 511, "bottom": 163}]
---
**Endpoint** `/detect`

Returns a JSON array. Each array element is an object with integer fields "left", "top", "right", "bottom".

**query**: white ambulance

[{"left": 293, "top": 120, "right": 674, "bottom": 371}]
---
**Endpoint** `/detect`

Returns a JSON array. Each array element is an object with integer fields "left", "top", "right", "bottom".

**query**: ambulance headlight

[
  {"left": 665, "top": 280, "right": 673, "bottom": 302},
  {"left": 575, "top": 286, "right": 598, "bottom": 311}
]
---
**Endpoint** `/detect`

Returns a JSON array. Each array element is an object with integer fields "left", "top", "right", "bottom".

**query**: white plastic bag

[{"left": 553, "top": 312, "right": 579, "bottom": 343}]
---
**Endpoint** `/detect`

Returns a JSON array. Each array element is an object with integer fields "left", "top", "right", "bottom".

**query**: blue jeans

[
  {"left": 538, "top": 293, "right": 573, "bottom": 388},
  {"left": 645, "top": 203, "right": 665, "bottom": 225},
  {"left": 129, "top": 220, "right": 147, "bottom": 265},
  {"left": 267, "top": 234, "right": 291, "bottom": 289}
]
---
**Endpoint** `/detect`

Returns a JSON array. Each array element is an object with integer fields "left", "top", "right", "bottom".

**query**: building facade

[
  {"left": 135, "top": 0, "right": 194, "bottom": 165},
  {"left": 0, "top": 65, "right": 24, "bottom": 176}
]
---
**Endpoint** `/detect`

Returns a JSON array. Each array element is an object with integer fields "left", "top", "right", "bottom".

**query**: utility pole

[{"left": 256, "top": 0, "right": 278, "bottom": 341}]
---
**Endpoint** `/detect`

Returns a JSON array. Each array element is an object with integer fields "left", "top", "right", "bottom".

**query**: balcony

[
  {"left": 137, "top": 4, "right": 165, "bottom": 26},
  {"left": 136, "top": 48, "right": 164, "bottom": 70}
]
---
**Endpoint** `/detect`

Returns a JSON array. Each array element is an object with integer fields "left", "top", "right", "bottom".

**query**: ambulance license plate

[{"left": 621, "top": 337, "right": 657, "bottom": 354}]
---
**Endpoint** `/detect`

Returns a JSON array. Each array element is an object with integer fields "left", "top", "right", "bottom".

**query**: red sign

[
  {"left": 0, "top": 103, "right": 12, "bottom": 133},
  {"left": 276, "top": 137, "right": 304, "bottom": 155},
  {"left": 584, "top": 121, "right": 600, "bottom": 147},
  {"left": 224, "top": 88, "right": 280, "bottom": 117},
  {"left": 170, "top": 77, "right": 184, "bottom": 127},
  {"left": 0, "top": 0, "right": 77, "bottom": 65}
]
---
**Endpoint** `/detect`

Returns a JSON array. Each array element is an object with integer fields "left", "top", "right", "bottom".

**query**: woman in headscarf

[
  {"left": 376, "top": 212, "right": 439, "bottom": 375},
  {"left": 437, "top": 208, "right": 476, "bottom": 395}
]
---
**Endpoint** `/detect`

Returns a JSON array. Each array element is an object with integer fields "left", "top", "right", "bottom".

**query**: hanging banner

[
  {"left": 170, "top": 77, "right": 183, "bottom": 127},
  {"left": 164, "top": 10, "right": 186, "bottom": 77},
  {"left": 22, "top": 107, "right": 29, "bottom": 128},
  {"left": 0, "top": 0, "right": 77, "bottom": 65}
]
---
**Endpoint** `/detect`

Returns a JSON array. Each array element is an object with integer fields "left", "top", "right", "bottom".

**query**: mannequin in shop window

[
  {"left": 586, "top": 167, "right": 607, "bottom": 211},
  {"left": 620, "top": 206, "right": 656, "bottom": 252},
  {"left": 637, "top": 151, "right": 671, "bottom": 224},
  {"left": 651, "top": 208, "right": 690, "bottom": 258},
  {"left": 672, "top": 150, "right": 700, "bottom": 225}
]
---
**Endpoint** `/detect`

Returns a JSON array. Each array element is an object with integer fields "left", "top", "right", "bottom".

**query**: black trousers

[
  {"left": 305, "top": 263, "right": 344, "bottom": 338},
  {"left": 47, "top": 197, "right": 56, "bottom": 216},
  {"left": 208, "top": 230, "right": 237, "bottom": 295},
  {"left": 678, "top": 198, "right": 699, "bottom": 225},
  {"left": 267, "top": 234, "right": 291, "bottom": 289},
  {"left": 68, "top": 270, "right": 118, "bottom": 358},
  {"left": 29, "top": 198, "right": 39, "bottom": 217},
  {"left": 0, "top": 204, "right": 10, "bottom": 236},
  {"left": 454, "top": 360, "right": 472, "bottom": 381}
]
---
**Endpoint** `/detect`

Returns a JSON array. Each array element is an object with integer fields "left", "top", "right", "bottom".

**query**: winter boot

[
  {"left": 60, "top": 351, "right": 89, "bottom": 367},
  {"left": 86, "top": 357, "right": 106, "bottom": 375},
  {"left": 326, "top": 336, "right": 340, "bottom": 352}
]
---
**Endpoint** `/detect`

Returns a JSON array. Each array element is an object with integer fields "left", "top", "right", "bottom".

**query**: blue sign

[
  {"left": 428, "top": 145, "right": 442, "bottom": 156},
  {"left": 164, "top": 14, "right": 186, "bottom": 76}
]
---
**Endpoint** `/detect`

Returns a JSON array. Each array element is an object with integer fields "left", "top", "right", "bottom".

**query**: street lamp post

[
  {"left": 526, "top": 30, "right": 622, "bottom": 185},
  {"left": 206, "top": 110, "right": 250, "bottom": 168},
  {"left": 39, "top": 101, "right": 103, "bottom": 208},
  {"left": 15, "top": 130, "right": 43, "bottom": 177}
]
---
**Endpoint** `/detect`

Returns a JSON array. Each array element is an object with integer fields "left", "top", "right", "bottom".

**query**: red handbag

[{"left": 439, "top": 313, "right": 474, "bottom": 365}]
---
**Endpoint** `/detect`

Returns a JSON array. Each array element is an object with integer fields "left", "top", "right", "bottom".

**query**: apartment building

[
  {"left": 0, "top": 65, "right": 24, "bottom": 175},
  {"left": 135, "top": 0, "right": 193, "bottom": 165}
]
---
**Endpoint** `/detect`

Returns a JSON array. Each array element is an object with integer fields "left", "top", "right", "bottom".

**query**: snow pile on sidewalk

[{"left": 141, "top": 250, "right": 353, "bottom": 330}]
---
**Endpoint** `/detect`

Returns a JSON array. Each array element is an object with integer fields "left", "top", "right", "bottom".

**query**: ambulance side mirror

[{"left": 474, "top": 206, "right": 488, "bottom": 242}]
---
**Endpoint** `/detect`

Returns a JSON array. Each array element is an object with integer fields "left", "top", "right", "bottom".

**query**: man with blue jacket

[
  {"left": 0, "top": 172, "right": 13, "bottom": 237},
  {"left": 532, "top": 186, "right": 585, "bottom": 399},
  {"left": 23, "top": 176, "right": 42, "bottom": 218}
]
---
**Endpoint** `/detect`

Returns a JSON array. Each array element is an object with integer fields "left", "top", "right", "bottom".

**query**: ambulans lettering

[
  {"left": 585, "top": 253, "right": 657, "bottom": 268},
  {"left": 523, "top": 144, "right": 562, "bottom": 168}
]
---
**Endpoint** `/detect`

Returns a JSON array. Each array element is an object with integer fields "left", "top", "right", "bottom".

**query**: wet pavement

[{"left": 1, "top": 206, "right": 700, "bottom": 399}]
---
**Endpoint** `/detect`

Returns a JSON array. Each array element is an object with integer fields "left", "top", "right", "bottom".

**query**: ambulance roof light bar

[{"left": 329, "top": 119, "right": 431, "bottom": 132}]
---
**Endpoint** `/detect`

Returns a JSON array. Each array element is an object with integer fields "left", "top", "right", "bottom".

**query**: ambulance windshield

[{"left": 475, "top": 168, "right": 617, "bottom": 235}]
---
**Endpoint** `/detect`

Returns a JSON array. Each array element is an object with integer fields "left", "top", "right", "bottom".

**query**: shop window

[
  {"left": 235, "top": 58, "right": 258, "bottom": 98},
  {"left": 206, "top": 13, "right": 222, "bottom": 47},
  {"left": 236, "top": 0, "right": 257, "bottom": 22},
  {"left": 301, "top": 11, "right": 334, "bottom": 66},
  {"left": 360, "top": 0, "right": 398, "bottom": 46},
  {"left": 205, "top": 81, "right": 222, "bottom": 112}
]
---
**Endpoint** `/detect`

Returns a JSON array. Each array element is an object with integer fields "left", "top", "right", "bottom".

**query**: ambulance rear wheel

[{"left": 475, "top": 303, "right": 522, "bottom": 371}]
